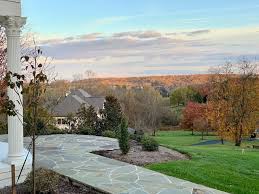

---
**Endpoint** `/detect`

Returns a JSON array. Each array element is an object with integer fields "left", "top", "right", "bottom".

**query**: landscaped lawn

[{"left": 146, "top": 131, "right": 259, "bottom": 194}]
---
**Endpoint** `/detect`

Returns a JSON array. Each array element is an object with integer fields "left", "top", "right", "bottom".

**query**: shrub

[
  {"left": 141, "top": 136, "right": 159, "bottom": 151},
  {"left": 41, "top": 126, "right": 66, "bottom": 135},
  {"left": 78, "top": 127, "right": 95, "bottom": 135},
  {"left": 118, "top": 118, "right": 130, "bottom": 154},
  {"left": 103, "top": 130, "right": 116, "bottom": 138},
  {"left": 132, "top": 130, "right": 144, "bottom": 142},
  {"left": 23, "top": 168, "right": 60, "bottom": 193},
  {"left": 129, "top": 133, "right": 135, "bottom": 140},
  {"left": 0, "top": 122, "right": 7, "bottom": 135},
  {"left": 161, "top": 107, "right": 180, "bottom": 126},
  {"left": 77, "top": 105, "right": 99, "bottom": 135}
]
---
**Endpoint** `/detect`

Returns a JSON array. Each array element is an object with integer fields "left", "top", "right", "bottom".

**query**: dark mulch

[
  {"left": 92, "top": 140, "right": 189, "bottom": 166},
  {"left": 192, "top": 140, "right": 224, "bottom": 146},
  {"left": 0, "top": 176, "right": 107, "bottom": 194}
]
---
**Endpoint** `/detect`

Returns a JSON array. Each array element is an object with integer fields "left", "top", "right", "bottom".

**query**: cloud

[
  {"left": 39, "top": 28, "right": 259, "bottom": 79},
  {"left": 113, "top": 31, "right": 162, "bottom": 39},
  {"left": 39, "top": 33, "right": 104, "bottom": 45},
  {"left": 187, "top": 30, "right": 211, "bottom": 36},
  {"left": 165, "top": 29, "right": 211, "bottom": 37},
  {"left": 40, "top": 38, "right": 65, "bottom": 45},
  {"left": 77, "top": 33, "right": 103, "bottom": 40}
]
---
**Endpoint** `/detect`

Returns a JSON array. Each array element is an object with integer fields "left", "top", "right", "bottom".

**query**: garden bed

[
  {"left": 0, "top": 170, "right": 108, "bottom": 194},
  {"left": 92, "top": 140, "right": 189, "bottom": 166}
]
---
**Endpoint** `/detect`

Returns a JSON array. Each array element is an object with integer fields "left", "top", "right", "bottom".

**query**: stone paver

[{"left": 0, "top": 134, "right": 228, "bottom": 194}]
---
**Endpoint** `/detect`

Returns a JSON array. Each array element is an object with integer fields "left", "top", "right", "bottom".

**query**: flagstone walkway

[{"left": 0, "top": 134, "right": 227, "bottom": 194}]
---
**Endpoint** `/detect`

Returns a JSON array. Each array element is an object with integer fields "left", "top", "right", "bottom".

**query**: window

[
  {"left": 57, "top": 119, "right": 62, "bottom": 125},
  {"left": 62, "top": 119, "right": 67, "bottom": 124}
]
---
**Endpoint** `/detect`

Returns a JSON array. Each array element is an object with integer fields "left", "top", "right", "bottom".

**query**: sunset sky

[{"left": 22, "top": 0, "right": 259, "bottom": 79}]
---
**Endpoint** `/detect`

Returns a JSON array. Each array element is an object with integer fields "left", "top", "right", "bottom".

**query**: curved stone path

[{"left": 0, "top": 134, "right": 228, "bottom": 194}]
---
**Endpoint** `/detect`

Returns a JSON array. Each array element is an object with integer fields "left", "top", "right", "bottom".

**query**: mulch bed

[
  {"left": 0, "top": 175, "right": 107, "bottom": 194},
  {"left": 92, "top": 140, "right": 189, "bottom": 166}
]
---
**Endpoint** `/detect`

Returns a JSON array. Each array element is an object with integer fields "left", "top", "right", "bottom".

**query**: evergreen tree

[
  {"left": 119, "top": 117, "right": 130, "bottom": 154},
  {"left": 101, "top": 96, "right": 122, "bottom": 134},
  {"left": 77, "top": 105, "right": 98, "bottom": 135}
]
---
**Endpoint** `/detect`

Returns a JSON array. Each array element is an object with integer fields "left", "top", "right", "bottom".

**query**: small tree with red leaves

[
  {"left": 180, "top": 101, "right": 207, "bottom": 136},
  {"left": 0, "top": 27, "right": 7, "bottom": 108}
]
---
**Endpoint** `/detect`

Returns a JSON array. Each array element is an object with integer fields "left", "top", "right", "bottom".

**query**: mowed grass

[{"left": 146, "top": 131, "right": 259, "bottom": 194}]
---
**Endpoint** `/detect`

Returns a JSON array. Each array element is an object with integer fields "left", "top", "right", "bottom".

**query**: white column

[{"left": 2, "top": 16, "right": 26, "bottom": 164}]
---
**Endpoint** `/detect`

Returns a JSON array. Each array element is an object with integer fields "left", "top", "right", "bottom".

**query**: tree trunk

[
  {"left": 201, "top": 131, "right": 204, "bottom": 140},
  {"left": 32, "top": 71, "right": 38, "bottom": 194},
  {"left": 235, "top": 136, "right": 242, "bottom": 146},
  {"left": 191, "top": 129, "right": 194, "bottom": 135},
  {"left": 152, "top": 129, "right": 156, "bottom": 136},
  {"left": 32, "top": 104, "right": 37, "bottom": 194},
  {"left": 235, "top": 140, "right": 241, "bottom": 146},
  {"left": 221, "top": 138, "right": 224, "bottom": 145},
  {"left": 32, "top": 131, "right": 36, "bottom": 194},
  {"left": 235, "top": 128, "right": 242, "bottom": 146}
]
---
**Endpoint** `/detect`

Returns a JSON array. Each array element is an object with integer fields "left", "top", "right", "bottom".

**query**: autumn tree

[
  {"left": 193, "top": 118, "right": 208, "bottom": 140},
  {"left": 181, "top": 101, "right": 207, "bottom": 136},
  {"left": 0, "top": 27, "right": 7, "bottom": 132},
  {"left": 2, "top": 46, "right": 49, "bottom": 194},
  {"left": 0, "top": 27, "right": 6, "bottom": 110},
  {"left": 118, "top": 86, "right": 164, "bottom": 135},
  {"left": 1, "top": 30, "right": 55, "bottom": 137},
  {"left": 0, "top": 27, "right": 6, "bottom": 73},
  {"left": 137, "top": 87, "right": 163, "bottom": 135},
  {"left": 208, "top": 61, "right": 259, "bottom": 146}
]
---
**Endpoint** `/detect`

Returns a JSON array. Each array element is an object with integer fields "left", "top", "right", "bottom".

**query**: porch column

[{"left": 3, "top": 16, "right": 26, "bottom": 164}]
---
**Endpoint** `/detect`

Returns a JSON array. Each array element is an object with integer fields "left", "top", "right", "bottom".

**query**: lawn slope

[{"left": 147, "top": 131, "right": 259, "bottom": 194}]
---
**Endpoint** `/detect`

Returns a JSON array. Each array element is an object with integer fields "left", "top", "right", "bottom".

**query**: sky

[{"left": 22, "top": 0, "right": 259, "bottom": 79}]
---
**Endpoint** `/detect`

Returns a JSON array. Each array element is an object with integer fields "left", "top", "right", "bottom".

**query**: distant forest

[{"left": 70, "top": 74, "right": 211, "bottom": 90}]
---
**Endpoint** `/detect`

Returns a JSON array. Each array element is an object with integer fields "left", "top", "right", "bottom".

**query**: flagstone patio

[{"left": 0, "top": 134, "right": 228, "bottom": 194}]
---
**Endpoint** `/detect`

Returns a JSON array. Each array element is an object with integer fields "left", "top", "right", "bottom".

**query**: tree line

[{"left": 172, "top": 61, "right": 259, "bottom": 146}]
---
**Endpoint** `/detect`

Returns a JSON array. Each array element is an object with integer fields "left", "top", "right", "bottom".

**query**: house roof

[
  {"left": 70, "top": 89, "right": 92, "bottom": 98},
  {"left": 84, "top": 97, "right": 105, "bottom": 110},
  {"left": 52, "top": 89, "right": 104, "bottom": 117}
]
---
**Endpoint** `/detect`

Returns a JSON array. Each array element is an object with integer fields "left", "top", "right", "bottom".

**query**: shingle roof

[
  {"left": 70, "top": 89, "right": 92, "bottom": 98},
  {"left": 52, "top": 89, "right": 104, "bottom": 117}
]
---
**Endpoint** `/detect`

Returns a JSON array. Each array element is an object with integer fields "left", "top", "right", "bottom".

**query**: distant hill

[{"left": 83, "top": 74, "right": 211, "bottom": 89}]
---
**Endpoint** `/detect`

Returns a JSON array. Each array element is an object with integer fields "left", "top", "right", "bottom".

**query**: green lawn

[{"left": 146, "top": 131, "right": 259, "bottom": 194}]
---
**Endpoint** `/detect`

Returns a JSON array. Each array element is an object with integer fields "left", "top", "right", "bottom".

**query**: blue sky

[{"left": 22, "top": 0, "right": 259, "bottom": 79}]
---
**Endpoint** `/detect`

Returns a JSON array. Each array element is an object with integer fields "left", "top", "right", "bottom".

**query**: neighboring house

[
  {"left": 52, "top": 89, "right": 104, "bottom": 130},
  {"left": 251, "top": 121, "right": 259, "bottom": 139},
  {"left": 154, "top": 86, "right": 170, "bottom": 97}
]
